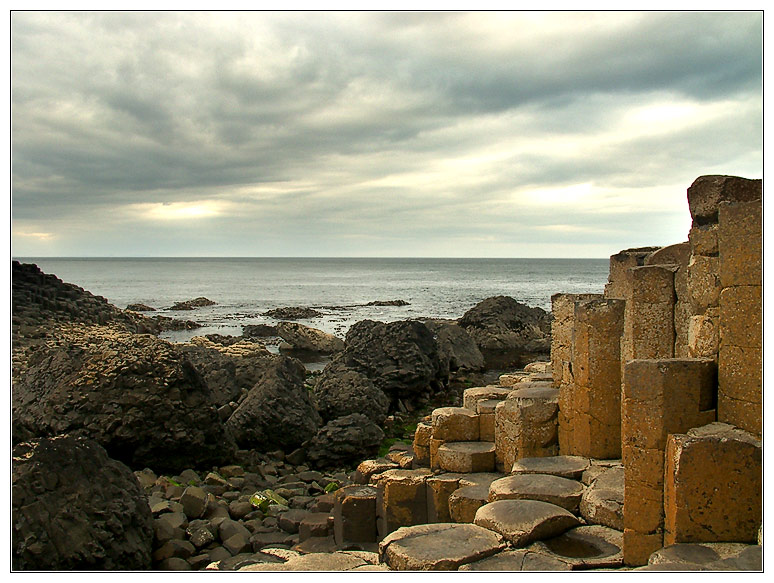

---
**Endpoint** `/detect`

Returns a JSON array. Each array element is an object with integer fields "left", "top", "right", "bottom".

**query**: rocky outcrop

[
  {"left": 12, "top": 325, "right": 236, "bottom": 473},
  {"left": 169, "top": 297, "right": 216, "bottom": 310},
  {"left": 277, "top": 322, "right": 345, "bottom": 357},
  {"left": 305, "top": 414, "right": 384, "bottom": 470},
  {"left": 424, "top": 319, "right": 485, "bottom": 373},
  {"left": 225, "top": 356, "right": 321, "bottom": 452},
  {"left": 262, "top": 307, "right": 322, "bottom": 320},
  {"left": 459, "top": 296, "right": 551, "bottom": 369},
  {"left": 126, "top": 303, "right": 156, "bottom": 311},
  {"left": 242, "top": 324, "right": 279, "bottom": 338},
  {"left": 12, "top": 435, "right": 154, "bottom": 570},
  {"left": 313, "top": 361, "right": 390, "bottom": 425},
  {"left": 178, "top": 336, "right": 274, "bottom": 407}
]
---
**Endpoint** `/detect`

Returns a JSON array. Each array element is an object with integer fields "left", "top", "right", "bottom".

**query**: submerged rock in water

[
  {"left": 263, "top": 306, "right": 323, "bottom": 320},
  {"left": 169, "top": 297, "right": 217, "bottom": 310},
  {"left": 12, "top": 435, "right": 154, "bottom": 570},
  {"left": 458, "top": 296, "right": 551, "bottom": 369}
]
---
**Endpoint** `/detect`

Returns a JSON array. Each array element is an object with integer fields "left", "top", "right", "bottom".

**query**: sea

[{"left": 18, "top": 257, "right": 610, "bottom": 342}]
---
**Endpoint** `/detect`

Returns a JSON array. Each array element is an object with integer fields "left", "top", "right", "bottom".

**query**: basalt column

[{"left": 561, "top": 298, "right": 624, "bottom": 459}]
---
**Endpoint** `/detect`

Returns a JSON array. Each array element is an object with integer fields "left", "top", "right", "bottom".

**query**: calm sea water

[{"left": 18, "top": 257, "right": 609, "bottom": 341}]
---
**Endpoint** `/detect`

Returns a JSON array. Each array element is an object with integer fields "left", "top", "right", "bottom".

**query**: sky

[{"left": 10, "top": 10, "right": 763, "bottom": 258}]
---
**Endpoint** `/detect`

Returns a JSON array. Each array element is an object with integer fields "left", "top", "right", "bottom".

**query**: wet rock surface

[{"left": 169, "top": 297, "right": 217, "bottom": 310}]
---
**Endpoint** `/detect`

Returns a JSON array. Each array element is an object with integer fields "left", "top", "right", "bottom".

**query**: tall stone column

[
  {"left": 717, "top": 199, "right": 762, "bottom": 438},
  {"left": 621, "top": 358, "right": 717, "bottom": 566},
  {"left": 563, "top": 298, "right": 624, "bottom": 459}
]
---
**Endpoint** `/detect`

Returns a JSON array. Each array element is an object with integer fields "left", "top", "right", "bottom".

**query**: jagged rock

[
  {"left": 579, "top": 465, "right": 624, "bottom": 530},
  {"left": 277, "top": 321, "right": 345, "bottom": 356},
  {"left": 488, "top": 474, "right": 585, "bottom": 512},
  {"left": 169, "top": 297, "right": 216, "bottom": 310},
  {"left": 458, "top": 296, "right": 551, "bottom": 369},
  {"left": 225, "top": 355, "right": 321, "bottom": 452},
  {"left": 262, "top": 306, "right": 323, "bottom": 320},
  {"left": 12, "top": 436, "right": 154, "bottom": 570},
  {"left": 424, "top": 319, "right": 485, "bottom": 373},
  {"left": 474, "top": 500, "right": 580, "bottom": 547},
  {"left": 379, "top": 523, "right": 505, "bottom": 570},
  {"left": 366, "top": 299, "right": 410, "bottom": 306},
  {"left": 305, "top": 414, "right": 384, "bottom": 469},
  {"left": 12, "top": 325, "right": 236, "bottom": 473},
  {"left": 313, "top": 361, "right": 390, "bottom": 425}
]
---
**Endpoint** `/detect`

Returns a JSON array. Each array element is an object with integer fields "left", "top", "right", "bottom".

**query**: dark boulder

[
  {"left": 178, "top": 337, "right": 274, "bottom": 407},
  {"left": 225, "top": 355, "right": 321, "bottom": 452},
  {"left": 242, "top": 324, "right": 279, "bottom": 338},
  {"left": 424, "top": 319, "right": 485, "bottom": 373},
  {"left": 339, "top": 319, "right": 445, "bottom": 401},
  {"left": 313, "top": 360, "right": 390, "bottom": 425},
  {"left": 12, "top": 435, "right": 154, "bottom": 570},
  {"left": 12, "top": 326, "right": 236, "bottom": 473},
  {"left": 305, "top": 414, "right": 384, "bottom": 470},
  {"left": 458, "top": 296, "right": 551, "bottom": 369},
  {"left": 126, "top": 303, "right": 156, "bottom": 312}
]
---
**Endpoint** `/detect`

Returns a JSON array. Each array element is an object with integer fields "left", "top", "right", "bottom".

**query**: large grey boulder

[
  {"left": 458, "top": 296, "right": 551, "bottom": 369},
  {"left": 225, "top": 355, "right": 321, "bottom": 452},
  {"left": 305, "top": 413, "right": 384, "bottom": 469},
  {"left": 12, "top": 436, "right": 154, "bottom": 570},
  {"left": 12, "top": 326, "right": 236, "bottom": 473},
  {"left": 379, "top": 523, "right": 505, "bottom": 570}
]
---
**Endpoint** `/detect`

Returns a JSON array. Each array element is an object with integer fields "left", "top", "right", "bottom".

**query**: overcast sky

[{"left": 11, "top": 11, "right": 762, "bottom": 258}]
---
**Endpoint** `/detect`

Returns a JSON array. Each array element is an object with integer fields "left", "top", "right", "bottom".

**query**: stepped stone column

[
  {"left": 495, "top": 385, "right": 558, "bottom": 471},
  {"left": 664, "top": 422, "right": 762, "bottom": 545},
  {"left": 426, "top": 473, "right": 464, "bottom": 523},
  {"left": 563, "top": 298, "right": 624, "bottom": 459},
  {"left": 621, "top": 359, "right": 717, "bottom": 566},
  {"left": 620, "top": 264, "right": 677, "bottom": 372},
  {"left": 412, "top": 422, "right": 432, "bottom": 467},
  {"left": 717, "top": 199, "right": 762, "bottom": 438},
  {"left": 373, "top": 468, "right": 432, "bottom": 539}
]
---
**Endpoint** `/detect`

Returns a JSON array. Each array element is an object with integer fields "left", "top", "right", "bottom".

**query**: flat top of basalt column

[
  {"left": 477, "top": 399, "right": 502, "bottom": 414},
  {"left": 511, "top": 455, "right": 590, "bottom": 479},
  {"left": 474, "top": 500, "right": 580, "bottom": 547},
  {"left": 378, "top": 523, "right": 505, "bottom": 571},
  {"left": 507, "top": 386, "right": 559, "bottom": 401},
  {"left": 458, "top": 472, "right": 505, "bottom": 488},
  {"left": 488, "top": 474, "right": 584, "bottom": 508},
  {"left": 449, "top": 484, "right": 490, "bottom": 503},
  {"left": 432, "top": 406, "right": 477, "bottom": 420},
  {"left": 240, "top": 552, "right": 369, "bottom": 571},
  {"left": 528, "top": 525, "right": 623, "bottom": 570},
  {"left": 458, "top": 549, "right": 572, "bottom": 571},
  {"left": 464, "top": 386, "right": 511, "bottom": 399},
  {"left": 439, "top": 442, "right": 496, "bottom": 455}
]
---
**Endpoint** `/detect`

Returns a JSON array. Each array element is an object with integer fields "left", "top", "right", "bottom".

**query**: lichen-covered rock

[
  {"left": 12, "top": 435, "right": 154, "bottom": 570},
  {"left": 305, "top": 414, "right": 384, "bottom": 469},
  {"left": 12, "top": 325, "right": 236, "bottom": 473},
  {"left": 225, "top": 355, "right": 321, "bottom": 452},
  {"left": 313, "top": 361, "right": 390, "bottom": 425},
  {"left": 458, "top": 296, "right": 551, "bottom": 369}
]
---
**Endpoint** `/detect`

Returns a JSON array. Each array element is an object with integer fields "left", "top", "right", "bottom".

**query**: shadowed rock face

[
  {"left": 313, "top": 360, "right": 390, "bottom": 425},
  {"left": 458, "top": 296, "right": 551, "bottom": 369},
  {"left": 12, "top": 435, "right": 154, "bottom": 570},
  {"left": 225, "top": 355, "right": 321, "bottom": 452},
  {"left": 12, "top": 325, "right": 236, "bottom": 473},
  {"left": 305, "top": 413, "right": 384, "bottom": 469}
]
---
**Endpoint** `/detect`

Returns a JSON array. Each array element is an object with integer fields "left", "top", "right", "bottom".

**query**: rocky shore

[{"left": 10, "top": 175, "right": 763, "bottom": 573}]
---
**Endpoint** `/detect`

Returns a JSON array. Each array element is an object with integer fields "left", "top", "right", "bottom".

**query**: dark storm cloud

[{"left": 11, "top": 11, "right": 762, "bottom": 257}]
